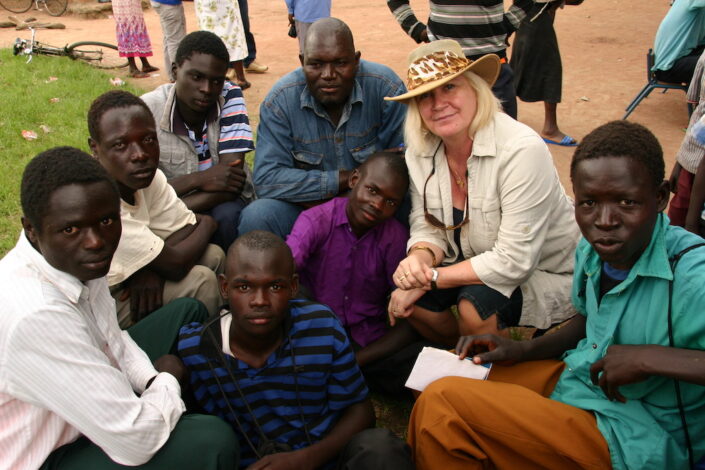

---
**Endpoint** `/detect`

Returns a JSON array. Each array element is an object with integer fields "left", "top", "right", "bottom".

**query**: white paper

[{"left": 404, "top": 346, "right": 492, "bottom": 392}]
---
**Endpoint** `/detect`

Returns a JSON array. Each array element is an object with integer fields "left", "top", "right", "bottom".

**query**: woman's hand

[
  {"left": 388, "top": 287, "right": 427, "bottom": 326},
  {"left": 393, "top": 252, "right": 434, "bottom": 290}
]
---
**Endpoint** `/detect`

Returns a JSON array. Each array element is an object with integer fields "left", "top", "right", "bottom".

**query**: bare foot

[
  {"left": 129, "top": 70, "right": 150, "bottom": 78},
  {"left": 141, "top": 65, "right": 159, "bottom": 74}
]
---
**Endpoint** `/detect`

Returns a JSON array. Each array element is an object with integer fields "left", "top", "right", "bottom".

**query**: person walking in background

[
  {"left": 195, "top": 0, "right": 251, "bottom": 89},
  {"left": 511, "top": 0, "right": 583, "bottom": 147},
  {"left": 151, "top": 0, "right": 186, "bottom": 82},
  {"left": 285, "top": 0, "right": 331, "bottom": 53},
  {"left": 239, "top": 0, "right": 269, "bottom": 74},
  {"left": 112, "top": 0, "right": 159, "bottom": 78}
]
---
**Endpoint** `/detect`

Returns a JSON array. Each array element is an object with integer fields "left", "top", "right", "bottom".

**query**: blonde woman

[{"left": 387, "top": 40, "right": 579, "bottom": 345}]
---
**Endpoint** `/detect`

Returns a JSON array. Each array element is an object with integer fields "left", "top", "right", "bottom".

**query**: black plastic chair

[{"left": 623, "top": 49, "right": 691, "bottom": 119}]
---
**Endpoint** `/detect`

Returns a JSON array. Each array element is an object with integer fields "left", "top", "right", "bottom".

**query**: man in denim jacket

[{"left": 238, "top": 17, "right": 407, "bottom": 238}]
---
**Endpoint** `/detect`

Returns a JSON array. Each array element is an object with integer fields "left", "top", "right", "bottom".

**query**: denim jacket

[{"left": 253, "top": 60, "right": 406, "bottom": 202}]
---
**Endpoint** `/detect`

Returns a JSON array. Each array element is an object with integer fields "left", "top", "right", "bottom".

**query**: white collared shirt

[{"left": 0, "top": 234, "right": 185, "bottom": 469}]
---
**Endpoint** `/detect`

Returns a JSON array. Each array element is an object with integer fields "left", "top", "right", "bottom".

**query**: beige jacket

[{"left": 407, "top": 113, "right": 580, "bottom": 328}]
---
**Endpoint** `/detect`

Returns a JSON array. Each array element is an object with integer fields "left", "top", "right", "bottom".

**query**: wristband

[
  {"left": 430, "top": 268, "right": 439, "bottom": 290},
  {"left": 409, "top": 245, "right": 437, "bottom": 266}
]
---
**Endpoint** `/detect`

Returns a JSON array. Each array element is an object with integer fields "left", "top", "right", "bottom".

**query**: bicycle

[
  {"left": 13, "top": 29, "right": 129, "bottom": 69},
  {"left": 0, "top": 0, "right": 68, "bottom": 16}
]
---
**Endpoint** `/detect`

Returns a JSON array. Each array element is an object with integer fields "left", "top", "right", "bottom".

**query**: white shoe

[{"left": 245, "top": 61, "right": 268, "bottom": 73}]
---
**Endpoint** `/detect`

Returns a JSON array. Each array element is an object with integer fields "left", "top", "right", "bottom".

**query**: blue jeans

[
  {"left": 237, "top": 198, "right": 303, "bottom": 238},
  {"left": 206, "top": 199, "right": 246, "bottom": 251}
]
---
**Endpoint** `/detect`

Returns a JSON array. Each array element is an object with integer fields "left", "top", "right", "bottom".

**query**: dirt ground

[{"left": 0, "top": 0, "right": 689, "bottom": 189}]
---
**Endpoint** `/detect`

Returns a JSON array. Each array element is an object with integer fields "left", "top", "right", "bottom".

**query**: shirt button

[
  {"left": 344, "top": 296, "right": 348, "bottom": 300},
  {"left": 592, "top": 343, "right": 597, "bottom": 349}
]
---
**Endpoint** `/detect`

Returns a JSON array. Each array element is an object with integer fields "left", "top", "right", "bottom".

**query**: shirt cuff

[
  {"left": 147, "top": 371, "right": 181, "bottom": 394},
  {"left": 141, "top": 372, "right": 185, "bottom": 430},
  {"left": 324, "top": 170, "right": 340, "bottom": 199}
]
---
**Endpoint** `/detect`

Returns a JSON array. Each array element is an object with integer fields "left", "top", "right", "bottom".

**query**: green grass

[{"left": 0, "top": 48, "right": 144, "bottom": 255}]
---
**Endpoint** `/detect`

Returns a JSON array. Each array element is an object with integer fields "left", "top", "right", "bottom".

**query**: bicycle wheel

[
  {"left": 42, "top": 0, "right": 67, "bottom": 16},
  {"left": 67, "top": 41, "right": 128, "bottom": 69},
  {"left": 0, "top": 0, "right": 32, "bottom": 14}
]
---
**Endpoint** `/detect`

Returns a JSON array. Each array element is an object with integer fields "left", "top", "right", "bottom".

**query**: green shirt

[{"left": 551, "top": 214, "right": 705, "bottom": 470}]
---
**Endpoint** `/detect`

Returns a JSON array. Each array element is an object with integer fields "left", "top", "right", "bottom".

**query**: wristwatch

[{"left": 430, "top": 268, "right": 439, "bottom": 290}]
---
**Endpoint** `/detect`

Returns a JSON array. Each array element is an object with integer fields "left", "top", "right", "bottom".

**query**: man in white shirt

[{"left": 0, "top": 147, "right": 239, "bottom": 469}]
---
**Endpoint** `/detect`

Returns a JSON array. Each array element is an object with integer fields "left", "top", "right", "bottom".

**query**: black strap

[
  {"left": 200, "top": 315, "right": 313, "bottom": 459},
  {"left": 667, "top": 242, "right": 705, "bottom": 469}
]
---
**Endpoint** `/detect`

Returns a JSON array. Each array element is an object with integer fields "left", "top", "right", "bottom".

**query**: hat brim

[{"left": 385, "top": 53, "right": 501, "bottom": 103}]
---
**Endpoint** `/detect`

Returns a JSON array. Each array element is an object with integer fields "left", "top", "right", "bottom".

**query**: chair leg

[{"left": 624, "top": 84, "right": 654, "bottom": 119}]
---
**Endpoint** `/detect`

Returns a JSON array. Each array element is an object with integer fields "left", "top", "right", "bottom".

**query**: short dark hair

[
  {"left": 175, "top": 31, "right": 230, "bottom": 67},
  {"left": 229, "top": 230, "right": 294, "bottom": 273},
  {"left": 360, "top": 152, "right": 410, "bottom": 192},
  {"left": 87, "top": 90, "right": 152, "bottom": 142},
  {"left": 21, "top": 147, "right": 119, "bottom": 231},
  {"left": 570, "top": 121, "right": 664, "bottom": 188}
]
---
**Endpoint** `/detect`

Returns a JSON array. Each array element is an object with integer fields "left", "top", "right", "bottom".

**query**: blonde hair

[{"left": 403, "top": 71, "right": 501, "bottom": 154}]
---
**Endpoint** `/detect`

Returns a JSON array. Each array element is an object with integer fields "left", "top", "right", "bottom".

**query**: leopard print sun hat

[{"left": 385, "top": 39, "right": 500, "bottom": 103}]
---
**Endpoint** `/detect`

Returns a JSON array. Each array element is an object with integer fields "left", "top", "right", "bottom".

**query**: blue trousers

[
  {"left": 238, "top": 198, "right": 303, "bottom": 238},
  {"left": 206, "top": 199, "right": 246, "bottom": 251},
  {"left": 238, "top": 0, "right": 256, "bottom": 66},
  {"left": 494, "top": 63, "right": 518, "bottom": 120}
]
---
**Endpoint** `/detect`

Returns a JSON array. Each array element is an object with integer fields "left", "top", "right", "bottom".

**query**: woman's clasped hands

[{"left": 388, "top": 249, "right": 435, "bottom": 325}]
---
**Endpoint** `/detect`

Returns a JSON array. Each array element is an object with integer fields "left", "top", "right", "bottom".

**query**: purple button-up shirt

[{"left": 286, "top": 197, "right": 409, "bottom": 348}]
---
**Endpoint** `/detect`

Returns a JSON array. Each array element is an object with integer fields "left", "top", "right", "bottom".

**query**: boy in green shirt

[{"left": 408, "top": 121, "right": 705, "bottom": 470}]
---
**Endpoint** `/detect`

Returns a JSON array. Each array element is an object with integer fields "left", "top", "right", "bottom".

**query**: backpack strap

[{"left": 667, "top": 242, "right": 705, "bottom": 469}]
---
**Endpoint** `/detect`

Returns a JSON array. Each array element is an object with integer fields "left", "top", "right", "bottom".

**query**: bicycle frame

[{"left": 13, "top": 28, "right": 65, "bottom": 64}]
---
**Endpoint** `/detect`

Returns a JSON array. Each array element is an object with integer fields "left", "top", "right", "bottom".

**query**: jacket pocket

[
  {"left": 350, "top": 138, "right": 378, "bottom": 164},
  {"left": 481, "top": 198, "right": 501, "bottom": 229},
  {"left": 469, "top": 197, "right": 500, "bottom": 244},
  {"left": 293, "top": 150, "right": 324, "bottom": 170}
]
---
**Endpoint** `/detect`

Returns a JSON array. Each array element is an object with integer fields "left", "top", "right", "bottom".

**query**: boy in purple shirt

[{"left": 287, "top": 152, "right": 419, "bottom": 393}]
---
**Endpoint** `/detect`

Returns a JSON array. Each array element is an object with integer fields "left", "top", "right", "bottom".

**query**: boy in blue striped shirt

[{"left": 178, "top": 231, "right": 413, "bottom": 469}]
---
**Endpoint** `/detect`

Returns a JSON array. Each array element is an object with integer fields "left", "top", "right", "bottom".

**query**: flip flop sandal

[{"left": 542, "top": 135, "right": 578, "bottom": 147}]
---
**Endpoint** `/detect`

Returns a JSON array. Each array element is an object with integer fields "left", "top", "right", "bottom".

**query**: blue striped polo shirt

[{"left": 177, "top": 299, "right": 368, "bottom": 468}]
